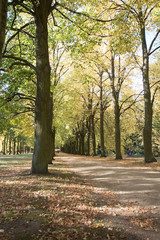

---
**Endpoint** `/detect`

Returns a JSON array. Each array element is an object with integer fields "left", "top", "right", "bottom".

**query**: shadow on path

[{"left": 57, "top": 153, "right": 160, "bottom": 240}]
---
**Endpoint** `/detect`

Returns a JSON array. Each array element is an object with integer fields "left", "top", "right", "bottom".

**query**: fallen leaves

[
  {"left": 0, "top": 156, "right": 128, "bottom": 240},
  {"left": 130, "top": 216, "right": 157, "bottom": 231},
  {"left": 0, "top": 155, "right": 160, "bottom": 240}
]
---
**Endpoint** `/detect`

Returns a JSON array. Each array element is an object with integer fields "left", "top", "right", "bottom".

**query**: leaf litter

[{"left": 0, "top": 155, "right": 159, "bottom": 240}]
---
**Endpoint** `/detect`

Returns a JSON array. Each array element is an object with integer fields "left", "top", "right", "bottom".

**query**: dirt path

[{"left": 57, "top": 153, "right": 160, "bottom": 240}]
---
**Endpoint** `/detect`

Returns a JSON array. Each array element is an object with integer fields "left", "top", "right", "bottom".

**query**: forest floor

[{"left": 0, "top": 153, "right": 160, "bottom": 240}]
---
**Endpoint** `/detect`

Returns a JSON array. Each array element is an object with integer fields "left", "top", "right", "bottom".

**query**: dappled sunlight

[
  {"left": 61, "top": 153, "right": 160, "bottom": 236},
  {"left": 1, "top": 155, "right": 126, "bottom": 239},
  {"left": 0, "top": 154, "right": 160, "bottom": 239}
]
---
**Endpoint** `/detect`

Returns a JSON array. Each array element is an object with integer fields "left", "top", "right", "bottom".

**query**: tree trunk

[
  {"left": 80, "top": 122, "right": 85, "bottom": 155},
  {"left": 13, "top": 138, "right": 16, "bottom": 155},
  {"left": 20, "top": 140, "right": 22, "bottom": 154},
  {"left": 91, "top": 114, "right": 96, "bottom": 156},
  {"left": 52, "top": 127, "right": 56, "bottom": 159},
  {"left": 75, "top": 133, "right": 78, "bottom": 154},
  {"left": 6, "top": 136, "right": 8, "bottom": 154},
  {"left": 32, "top": 1, "right": 53, "bottom": 173},
  {"left": 86, "top": 118, "right": 91, "bottom": 155},
  {"left": 0, "top": 0, "right": 8, "bottom": 65},
  {"left": 9, "top": 137, "right": 11, "bottom": 155},
  {"left": 48, "top": 97, "right": 54, "bottom": 164},
  {"left": 140, "top": 21, "right": 156, "bottom": 163},
  {"left": 100, "top": 74, "right": 105, "bottom": 157},
  {"left": 17, "top": 137, "right": 19, "bottom": 154},
  {"left": 114, "top": 102, "right": 122, "bottom": 159},
  {"left": 78, "top": 136, "right": 82, "bottom": 154},
  {"left": 3, "top": 136, "right": 6, "bottom": 155},
  {"left": 81, "top": 134, "right": 85, "bottom": 155},
  {"left": 111, "top": 54, "right": 122, "bottom": 160}
]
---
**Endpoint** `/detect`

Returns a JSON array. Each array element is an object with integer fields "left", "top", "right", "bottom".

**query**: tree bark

[
  {"left": 48, "top": 96, "right": 54, "bottom": 164},
  {"left": 140, "top": 20, "right": 156, "bottom": 163},
  {"left": 52, "top": 127, "right": 56, "bottom": 158},
  {"left": 80, "top": 122, "right": 85, "bottom": 155},
  {"left": 111, "top": 54, "right": 122, "bottom": 160},
  {"left": 81, "top": 134, "right": 85, "bottom": 155},
  {"left": 100, "top": 73, "right": 105, "bottom": 157},
  {"left": 0, "top": 0, "right": 8, "bottom": 65},
  {"left": 32, "top": 1, "right": 53, "bottom": 173},
  {"left": 114, "top": 102, "right": 122, "bottom": 159},
  {"left": 86, "top": 118, "right": 91, "bottom": 155},
  {"left": 3, "top": 136, "right": 6, "bottom": 155},
  {"left": 9, "top": 137, "right": 11, "bottom": 154},
  {"left": 17, "top": 137, "right": 19, "bottom": 154},
  {"left": 91, "top": 114, "right": 96, "bottom": 156},
  {"left": 75, "top": 132, "right": 79, "bottom": 154},
  {"left": 13, "top": 138, "right": 16, "bottom": 155}
]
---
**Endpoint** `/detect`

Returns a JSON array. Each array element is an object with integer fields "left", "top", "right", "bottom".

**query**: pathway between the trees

[{"left": 56, "top": 153, "right": 160, "bottom": 240}]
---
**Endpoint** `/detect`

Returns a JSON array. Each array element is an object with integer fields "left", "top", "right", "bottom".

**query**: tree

[
  {"left": 93, "top": 66, "right": 110, "bottom": 157},
  {"left": 0, "top": 0, "right": 8, "bottom": 65},
  {"left": 49, "top": 42, "right": 69, "bottom": 162},
  {"left": 112, "top": 0, "right": 160, "bottom": 162},
  {"left": 105, "top": 50, "right": 139, "bottom": 159},
  {"left": 3, "top": 0, "right": 56, "bottom": 173},
  {"left": 31, "top": 0, "right": 58, "bottom": 173}
]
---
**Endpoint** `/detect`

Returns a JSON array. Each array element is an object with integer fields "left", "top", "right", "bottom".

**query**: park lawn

[{"left": 0, "top": 154, "right": 127, "bottom": 240}]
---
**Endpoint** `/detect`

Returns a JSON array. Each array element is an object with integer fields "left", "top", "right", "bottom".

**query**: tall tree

[
  {"left": 112, "top": 0, "right": 160, "bottom": 162},
  {"left": 95, "top": 67, "right": 110, "bottom": 157},
  {"left": 31, "top": 0, "right": 57, "bottom": 173},
  {"left": 0, "top": 0, "right": 8, "bottom": 65},
  {"left": 105, "top": 50, "right": 136, "bottom": 159}
]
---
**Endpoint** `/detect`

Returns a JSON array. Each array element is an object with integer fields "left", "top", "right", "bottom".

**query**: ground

[
  {"left": 61, "top": 154, "right": 160, "bottom": 240},
  {"left": 0, "top": 153, "right": 160, "bottom": 240}
]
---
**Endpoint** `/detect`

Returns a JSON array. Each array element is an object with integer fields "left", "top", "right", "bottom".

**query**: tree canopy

[{"left": 0, "top": 0, "right": 159, "bottom": 172}]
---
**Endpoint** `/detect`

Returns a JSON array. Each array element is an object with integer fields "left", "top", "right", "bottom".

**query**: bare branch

[
  {"left": 145, "top": 4, "right": 158, "bottom": 20},
  {"left": 132, "top": 52, "right": 142, "bottom": 71},
  {"left": 57, "top": 2, "right": 115, "bottom": 23},
  {"left": 120, "top": 90, "right": 143, "bottom": 115},
  {"left": 152, "top": 86, "right": 159, "bottom": 106},
  {"left": 4, "top": 21, "right": 35, "bottom": 54},
  {"left": 49, "top": 1, "right": 59, "bottom": 14},
  {"left": 149, "top": 46, "right": 160, "bottom": 56},
  {"left": 56, "top": 8, "right": 91, "bottom": 35},
  {"left": 9, "top": 0, "right": 34, "bottom": 15},
  {"left": 149, "top": 29, "right": 160, "bottom": 54},
  {"left": 7, "top": 27, "right": 35, "bottom": 39},
  {"left": 3, "top": 55, "right": 36, "bottom": 72}
]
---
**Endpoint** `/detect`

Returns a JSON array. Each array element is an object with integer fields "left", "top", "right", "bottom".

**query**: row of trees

[
  {"left": 0, "top": 0, "right": 159, "bottom": 173},
  {"left": 1, "top": 130, "right": 32, "bottom": 155},
  {"left": 58, "top": 54, "right": 160, "bottom": 158},
  {"left": 0, "top": 110, "right": 34, "bottom": 155}
]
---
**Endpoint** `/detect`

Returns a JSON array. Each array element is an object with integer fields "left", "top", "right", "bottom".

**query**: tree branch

[
  {"left": 4, "top": 21, "right": 35, "bottom": 54},
  {"left": 120, "top": 90, "right": 143, "bottom": 113},
  {"left": 149, "top": 46, "right": 160, "bottom": 56},
  {"left": 57, "top": 2, "right": 115, "bottom": 23},
  {"left": 145, "top": 4, "right": 158, "bottom": 20},
  {"left": 9, "top": 0, "right": 34, "bottom": 15},
  {"left": 151, "top": 86, "right": 159, "bottom": 106},
  {"left": 149, "top": 29, "right": 160, "bottom": 54},
  {"left": 56, "top": 8, "right": 91, "bottom": 35},
  {"left": 3, "top": 55, "right": 36, "bottom": 72}
]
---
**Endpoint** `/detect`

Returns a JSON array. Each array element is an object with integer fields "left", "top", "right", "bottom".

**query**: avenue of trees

[{"left": 0, "top": 0, "right": 160, "bottom": 173}]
